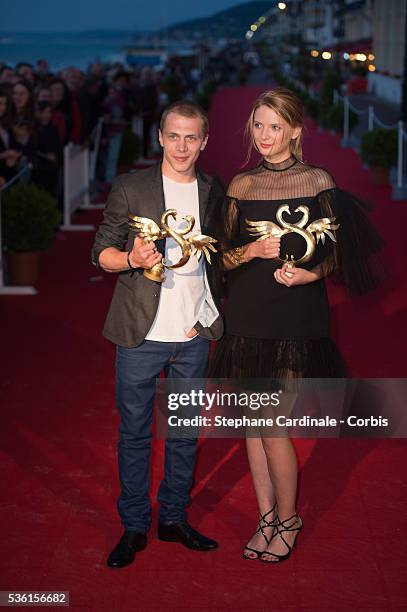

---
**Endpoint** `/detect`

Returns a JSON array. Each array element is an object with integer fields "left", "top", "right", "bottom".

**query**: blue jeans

[{"left": 115, "top": 336, "right": 210, "bottom": 532}]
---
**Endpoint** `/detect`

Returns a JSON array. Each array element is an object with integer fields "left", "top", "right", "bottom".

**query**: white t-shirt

[{"left": 145, "top": 175, "right": 206, "bottom": 342}]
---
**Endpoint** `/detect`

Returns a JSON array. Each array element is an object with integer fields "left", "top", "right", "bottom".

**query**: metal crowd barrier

[
  {"left": 334, "top": 91, "right": 406, "bottom": 200},
  {"left": 61, "top": 143, "right": 93, "bottom": 231},
  {"left": 61, "top": 117, "right": 109, "bottom": 231},
  {"left": 89, "top": 118, "right": 104, "bottom": 182}
]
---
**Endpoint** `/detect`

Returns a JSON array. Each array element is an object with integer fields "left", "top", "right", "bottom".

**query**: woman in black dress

[{"left": 210, "top": 87, "right": 382, "bottom": 563}]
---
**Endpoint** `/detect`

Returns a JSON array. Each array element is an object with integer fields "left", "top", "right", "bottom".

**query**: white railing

[
  {"left": 335, "top": 91, "right": 406, "bottom": 200},
  {"left": 0, "top": 164, "right": 37, "bottom": 295},
  {"left": 61, "top": 143, "right": 101, "bottom": 231},
  {"left": 89, "top": 118, "right": 104, "bottom": 182}
]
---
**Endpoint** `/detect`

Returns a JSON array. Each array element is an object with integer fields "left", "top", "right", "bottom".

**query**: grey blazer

[{"left": 92, "top": 162, "right": 225, "bottom": 347}]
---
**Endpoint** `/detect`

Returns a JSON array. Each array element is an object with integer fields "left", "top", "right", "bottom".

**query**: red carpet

[{"left": 1, "top": 86, "right": 406, "bottom": 610}]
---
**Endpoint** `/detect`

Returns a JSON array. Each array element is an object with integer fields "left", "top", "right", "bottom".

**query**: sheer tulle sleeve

[
  {"left": 218, "top": 196, "right": 241, "bottom": 250},
  {"left": 317, "top": 187, "right": 385, "bottom": 295},
  {"left": 216, "top": 173, "right": 248, "bottom": 251}
]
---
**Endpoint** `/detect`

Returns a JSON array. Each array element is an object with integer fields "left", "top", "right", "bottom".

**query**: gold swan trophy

[
  {"left": 246, "top": 205, "right": 339, "bottom": 277},
  {"left": 128, "top": 209, "right": 217, "bottom": 282}
]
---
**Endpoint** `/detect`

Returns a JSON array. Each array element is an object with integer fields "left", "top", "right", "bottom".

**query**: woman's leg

[
  {"left": 262, "top": 437, "right": 298, "bottom": 517},
  {"left": 247, "top": 436, "right": 275, "bottom": 511},
  {"left": 243, "top": 436, "right": 277, "bottom": 558},
  {"left": 261, "top": 436, "right": 302, "bottom": 559}
]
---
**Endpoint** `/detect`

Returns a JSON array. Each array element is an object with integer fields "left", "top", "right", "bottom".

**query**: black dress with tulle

[{"left": 209, "top": 157, "right": 383, "bottom": 379}]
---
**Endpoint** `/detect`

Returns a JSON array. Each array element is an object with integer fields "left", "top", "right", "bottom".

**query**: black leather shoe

[
  {"left": 107, "top": 531, "right": 147, "bottom": 568},
  {"left": 158, "top": 521, "right": 218, "bottom": 551}
]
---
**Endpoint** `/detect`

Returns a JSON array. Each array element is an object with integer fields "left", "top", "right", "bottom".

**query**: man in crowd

[{"left": 92, "top": 100, "right": 224, "bottom": 568}]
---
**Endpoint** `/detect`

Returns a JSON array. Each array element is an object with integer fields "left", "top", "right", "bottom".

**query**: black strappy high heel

[
  {"left": 260, "top": 512, "right": 302, "bottom": 564},
  {"left": 243, "top": 504, "right": 278, "bottom": 560}
]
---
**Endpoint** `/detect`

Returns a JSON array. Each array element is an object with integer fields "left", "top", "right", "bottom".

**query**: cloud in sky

[{"left": 1, "top": 0, "right": 253, "bottom": 32}]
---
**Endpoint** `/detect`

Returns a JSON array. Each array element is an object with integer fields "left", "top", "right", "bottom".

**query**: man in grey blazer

[{"left": 92, "top": 101, "right": 224, "bottom": 568}]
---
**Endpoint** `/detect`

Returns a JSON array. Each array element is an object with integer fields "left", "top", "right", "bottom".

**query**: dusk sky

[{"left": 1, "top": 0, "right": 253, "bottom": 32}]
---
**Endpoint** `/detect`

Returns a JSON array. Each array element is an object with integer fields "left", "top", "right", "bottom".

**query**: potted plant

[
  {"left": 319, "top": 69, "right": 343, "bottom": 128},
  {"left": 360, "top": 128, "right": 398, "bottom": 185},
  {"left": 304, "top": 95, "right": 319, "bottom": 120},
  {"left": 2, "top": 183, "right": 60, "bottom": 285},
  {"left": 324, "top": 102, "right": 358, "bottom": 135}
]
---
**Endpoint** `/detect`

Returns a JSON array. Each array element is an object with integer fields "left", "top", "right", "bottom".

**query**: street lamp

[{"left": 245, "top": 2, "right": 289, "bottom": 42}]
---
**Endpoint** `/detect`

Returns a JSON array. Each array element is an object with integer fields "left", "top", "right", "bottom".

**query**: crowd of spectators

[
  {"left": 0, "top": 45, "right": 246, "bottom": 205},
  {"left": 0, "top": 57, "right": 205, "bottom": 202}
]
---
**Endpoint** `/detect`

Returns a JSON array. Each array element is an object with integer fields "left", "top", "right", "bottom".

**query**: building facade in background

[
  {"left": 341, "top": 0, "right": 373, "bottom": 45},
  {"left": 290, "top": 0, "right": 404, "bottom": 106},
  {"left": 369, "top": 0, "right": 406, "bottom": 103},
  {"left": 301, "top": 0, "right": 337, "bottom": 48}
]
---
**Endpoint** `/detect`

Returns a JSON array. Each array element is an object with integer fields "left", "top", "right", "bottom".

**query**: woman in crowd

[
  {"left": 0, "top": 86, "right": 21, "bottom": 183},
  {"left": 11, "top": 79, "right": 35, "bottom": 124},
  {"left": 33, "top": 101, "right": 61, "bottom": 196},
  {"left": 209, "top": 87, "right": 382, "bottom": 564},
  {"left": 49, "top": 77, "right": 80, "bottom": 144}
]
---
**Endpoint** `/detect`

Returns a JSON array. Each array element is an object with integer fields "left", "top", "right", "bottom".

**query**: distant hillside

[{"left": 162, "top": 1, "right": 271, "bottom": 39}]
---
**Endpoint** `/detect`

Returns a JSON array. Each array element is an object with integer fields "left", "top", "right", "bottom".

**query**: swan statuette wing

[
  {"left": 128, "top": 215, "right": 166, "bottom": 242},
  {"left": 306, "top": 217, "right": 340, "bottom": 244},
  {"left": 245, "top": 218, "right": 287, "bottom": 239},
  {"left": 187, "top": 234, "right": 218, "bottom": 263}
]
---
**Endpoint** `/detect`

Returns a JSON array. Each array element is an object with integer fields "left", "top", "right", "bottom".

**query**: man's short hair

[
  {"left": 160, "top": 101, "right": 208, "bottom": 138},
  {"left": 16, "top": 62, "right": 34, "bottom": 71}
]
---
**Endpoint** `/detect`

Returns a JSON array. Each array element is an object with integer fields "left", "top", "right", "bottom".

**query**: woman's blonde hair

[{"left": 244, "top": 87, "right": 304, "bottom": 164}]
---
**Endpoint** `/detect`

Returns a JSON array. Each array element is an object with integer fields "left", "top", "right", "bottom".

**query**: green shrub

[
  {"left": 319, "top": 69, "right": 342, "bottom": 124},
  {"left": 360, "top": 128, "right": 398, "bottom": 169},
  {"left": 324, "top": 102, "right": 358, "bottom": 132},
  {"left": 304, "top": 95, "right": 319, "bottom": 119},
  {"left": 2, "top": 183, "right": 60, "bottom": 252}
]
